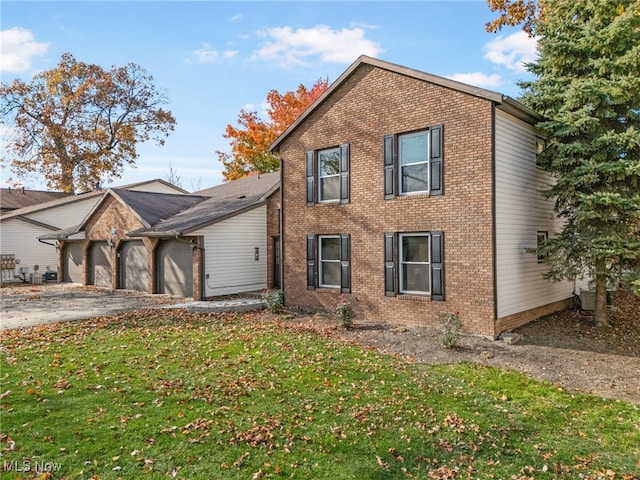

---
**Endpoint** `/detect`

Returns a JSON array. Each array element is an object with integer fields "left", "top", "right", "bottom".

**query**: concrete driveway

[{"left": 0, "top": 284, "right": 188, "bottom": 330}]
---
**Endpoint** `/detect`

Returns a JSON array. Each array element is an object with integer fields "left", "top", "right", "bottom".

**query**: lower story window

[
  {"left": 319, "top": 235, "right": 341, "bottom": 287},
  {"left": 385, "top": 231, "right": 445, "bottom": 300},
  {"left": 307, "top": 233, "right": 351, "bottom": 292},
  {"left": 399, "top": 233, "right": 430, "bottom": 294}
]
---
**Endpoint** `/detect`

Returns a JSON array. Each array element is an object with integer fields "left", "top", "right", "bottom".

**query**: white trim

[
  {"left": 318, "top": 234, "right": 341, "bottom": 288},
  {"left": 399, "top": 232, "right": 431, "bottom": 295}
]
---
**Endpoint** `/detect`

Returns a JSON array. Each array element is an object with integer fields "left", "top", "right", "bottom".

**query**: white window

[
  {"left": 399, "top": 131, "right": 429, "bottom": 194},
  {"left": 318, "top": 147, "right": 340, "bottom": 202},
  {"left": 318, "top": 235, "right": 341, "bottom": 287},
  {"left": 399, "top": 233, "right": 430, "bottom": 294}
]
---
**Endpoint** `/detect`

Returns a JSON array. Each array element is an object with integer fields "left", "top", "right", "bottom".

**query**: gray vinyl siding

[
  {"left": 495, "top": 109, "right": 576, "bottom": 318},
  {"left": 195, "top": 205, "right": 267, "bottom": 297},
  {"left": 27, "top": 197, "right": 97, "bottom": 226}
]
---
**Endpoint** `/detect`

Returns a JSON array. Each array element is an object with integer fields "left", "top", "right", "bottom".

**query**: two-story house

[{"left": 271, "top": 56, "right": 585, "bottom": 338}]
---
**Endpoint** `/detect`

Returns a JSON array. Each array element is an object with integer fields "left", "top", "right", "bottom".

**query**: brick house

[{"left": 271, "top": 56, "right": 585, "bottom": 338}]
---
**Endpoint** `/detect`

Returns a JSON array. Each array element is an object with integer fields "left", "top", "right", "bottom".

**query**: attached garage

[
  {"left": 63, "top": 242, "right": 83, "bottom": 283},
  {"left": 119, "top": 240, "right": 148, "bottom": 291},
  {"left": 89, "top": 241, "right": 112, "bottom": 288},
  {"left": 157, "top": 239, "right": 193, "bottom": 297}
]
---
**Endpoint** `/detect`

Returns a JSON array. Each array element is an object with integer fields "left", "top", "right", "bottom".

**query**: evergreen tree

[{"left": 518, "top": 1, "right": 640, "bottom": 326}]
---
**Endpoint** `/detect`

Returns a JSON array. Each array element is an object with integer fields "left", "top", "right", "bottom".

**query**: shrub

[
  {"left": 262, "top": 289, "right": 283, "bottom": 313},
  {"left": 333, "top": 294, "right": 354, "bottom": 329},
  {"left": 440, "top": 311, "right": 462, "bottom": 348}
]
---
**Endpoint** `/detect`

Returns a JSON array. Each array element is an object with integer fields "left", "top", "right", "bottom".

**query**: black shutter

[
  {"left": 429, "top": 125, "right": 443, "bottom": 195},
  {"left": 384, "top": 232, "right": 397, "bottom": 296},
  {"left": 306, "top": 235, "right": 316, "bottom": 290},
  {"left": 340, "top": 233, "right": 351, "bottom": 293},
  {"left": 339, "top": 144, "right": 350, "bottom": 204},
  {"left": 430, "top": 231, "right": 445, "bottom": 301},
  {"left": 305, "top": 151, "right": 315, "bottom": 206},
  {"left": 383, "top": 135, "right": 395, "bottom": 199}
]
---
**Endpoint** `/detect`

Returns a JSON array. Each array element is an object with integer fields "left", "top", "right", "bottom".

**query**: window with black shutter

[
  {"left": 306, "top": 144, "right": 350, "bottom": 205},
  {"left": 307, "top": 233, "right": 351, "bottom": 293},
  {"left": 383, "top": 125, "right": 443, "bottom": 198},
  {"left": 383, "top": 231, "right": 444, "bottom": 300}
]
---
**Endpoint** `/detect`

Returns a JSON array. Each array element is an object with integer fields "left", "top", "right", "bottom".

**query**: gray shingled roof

[
  {"left": 0, "top": 188, "right": 72, "bottom": 212},
  {"left": 131, "top": 172, "right": 280, "bottom": 237},
  {"left": 110, "top": 189, "right": 209, "bottom": 227}
]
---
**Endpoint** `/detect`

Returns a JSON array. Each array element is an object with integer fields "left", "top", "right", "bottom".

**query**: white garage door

[
  {"left": 89, "top": 241, "right": 112, "bottom": 288},
  {"left": 120, "top": 240, "right": 148, "bottom": 292},
  {"left": 157, "top": 240, "right": 193, "bottom": 297},
  {"left": 63, "top": 242, "right": 83, "bottom": 283}
]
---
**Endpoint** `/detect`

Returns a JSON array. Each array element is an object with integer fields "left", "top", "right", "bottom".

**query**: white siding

[
  {"left": 0, "top": 218, "right": 59, "bottom": 278},
  {"left": 126, "top": 181, "right": 185, "bottom": 194},
  {"left": 27, "top": 197, "right": 97, "bottom": 227},
  {"left": 495, "top": 109, "right": 576, "bottom": 318},
  {"left": 194, "top": 205, "right": 268, "bottom": 297}
]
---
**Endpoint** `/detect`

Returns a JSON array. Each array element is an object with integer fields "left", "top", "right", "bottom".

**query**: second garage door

[
  {"left": 89, "top": 241, "right": 112, "bottom": 288},
  {"left": 120, "top": 240, "right": 148, "bottom": 292},
  {"left": 157, "top": 240, "right": 193, "bottom": 297}
]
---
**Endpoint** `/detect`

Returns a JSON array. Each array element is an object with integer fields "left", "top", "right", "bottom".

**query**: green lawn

[{"left": 1, "top": 310, "right": 638, "bottom": 479}]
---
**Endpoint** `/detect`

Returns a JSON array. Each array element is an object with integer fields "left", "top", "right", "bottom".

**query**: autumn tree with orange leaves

[
  {"left": 1, "top": 53, "right": 176, "bottom": 193},
  {"left": 217, "top": 78, "right": 328, "bottom": 181}
]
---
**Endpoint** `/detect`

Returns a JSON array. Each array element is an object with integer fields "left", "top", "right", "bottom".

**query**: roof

[
  {"left": 131, "top": 172, "right": 280, "bottom": 237},
  {"left": 193, "top": 171, "right": 280, "bottom": 199},
  {"left": 0, "top": 188, "right": 72, "bottom": 211},
  {"left": 0, "top": 179, "right": 186, "bottom": 221},
  {"left": 77, "top": 189, "right": 210, "bottom": 231},
  {"left": 270, "top": 55, "right": 543, "bottom": 152}
]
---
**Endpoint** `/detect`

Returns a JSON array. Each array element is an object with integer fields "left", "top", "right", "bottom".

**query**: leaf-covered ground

[{"left": 1, "top": 310, "right": 639, "bottom": 479}]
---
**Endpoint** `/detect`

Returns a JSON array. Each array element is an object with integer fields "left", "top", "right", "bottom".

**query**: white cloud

[
  {"left": 230, "top": 13, "right": 243, "bottom": 22},
  {"left": 193, "top": 43, "right": 218, "bottom": 64},
  {"left": 223, "top": 50, "right": 238, "bottom": 59},
  {"left": 447, "top": 72, "right": 503, "bottom": 89},
  {"left": 253, "top": 24, "right": 383, "bottom": 67},
  {"left": 484, "top": 31, "right": 537, "bottom": 73},
  {"left": 0, "top": 27, "right": 48, "bottom": 74}
]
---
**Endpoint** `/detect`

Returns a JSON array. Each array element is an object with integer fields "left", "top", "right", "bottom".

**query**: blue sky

[{"left": 1, "top": 1, "right": 537, "bottom": 192}]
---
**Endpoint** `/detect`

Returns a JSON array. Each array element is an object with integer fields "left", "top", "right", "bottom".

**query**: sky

[{"left": 0, "top": 0, "right": 537, "bottom": 192}]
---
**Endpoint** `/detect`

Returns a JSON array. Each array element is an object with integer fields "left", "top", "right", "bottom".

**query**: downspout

[{"left": 38, "top": 238, "right": 59, "bottom": 249}]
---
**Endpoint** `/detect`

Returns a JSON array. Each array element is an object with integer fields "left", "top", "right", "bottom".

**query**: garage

[
  {"left": 157, "top": 239, "right": 193, "bottom": 297},
  {"left": 119, "top": 240, "right": 148, "bottom": 291},
  {"left": 63, "top": 242, "right": 83, "bottom": 283},
  {"left": 89, "top": 241, "right": 112, "bottom": 288}
]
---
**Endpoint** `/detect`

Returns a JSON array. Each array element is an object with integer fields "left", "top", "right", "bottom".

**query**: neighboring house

[
  {"left": 43, "top": 172, "right": 280, "bottom": 299},
  {"left": 0, "top": 187, "right": 72, "bottom": 213},
  {"left": 0, "top": 180, "right": 186, "bottom": 284},
  {"left": 270, "top": 56, "right": 586, "bottom": 338}
]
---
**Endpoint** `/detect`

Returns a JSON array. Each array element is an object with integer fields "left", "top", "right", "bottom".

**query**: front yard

[{"left": 1, "top": 309, "right": 638, "bottom": 479}]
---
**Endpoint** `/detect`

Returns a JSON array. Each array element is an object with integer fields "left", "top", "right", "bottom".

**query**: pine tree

[{"left": 518, "top": 1, "right": 640, "bottom": 326}]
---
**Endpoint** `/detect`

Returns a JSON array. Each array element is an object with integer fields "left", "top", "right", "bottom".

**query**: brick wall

[{"left": 279, "top": 64, "right": 499, "bottom": 337}]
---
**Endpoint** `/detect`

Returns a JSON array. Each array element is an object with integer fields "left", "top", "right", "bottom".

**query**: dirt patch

[{"left": 277, "top": 290, "right": 640, "bottom": 404}]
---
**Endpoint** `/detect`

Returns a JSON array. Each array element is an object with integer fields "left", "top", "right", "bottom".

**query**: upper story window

[
  {"left": 399, "top": 131, "right": 429, "bottom": 194},
  {"left": 384, "top": 125, "right": 443, "bottom": 199},
  {"left": 306, "top": 144, "right": 350, "bottom": 206},
  {"left": 318, "top": 147, "right": 341, "bottom": 202}
]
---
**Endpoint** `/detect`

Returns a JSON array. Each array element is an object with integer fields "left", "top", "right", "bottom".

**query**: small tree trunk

[{"left": 593, "top": 272, "right": 609, "bottom": 327}]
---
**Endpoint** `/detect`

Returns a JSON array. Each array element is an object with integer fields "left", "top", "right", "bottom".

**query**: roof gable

[
  {"left": 269, "top": 55, "right": 541, "bottom": 151},
  {"left": 77, "top": 189, "right": 208, "bottom": 232}
]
